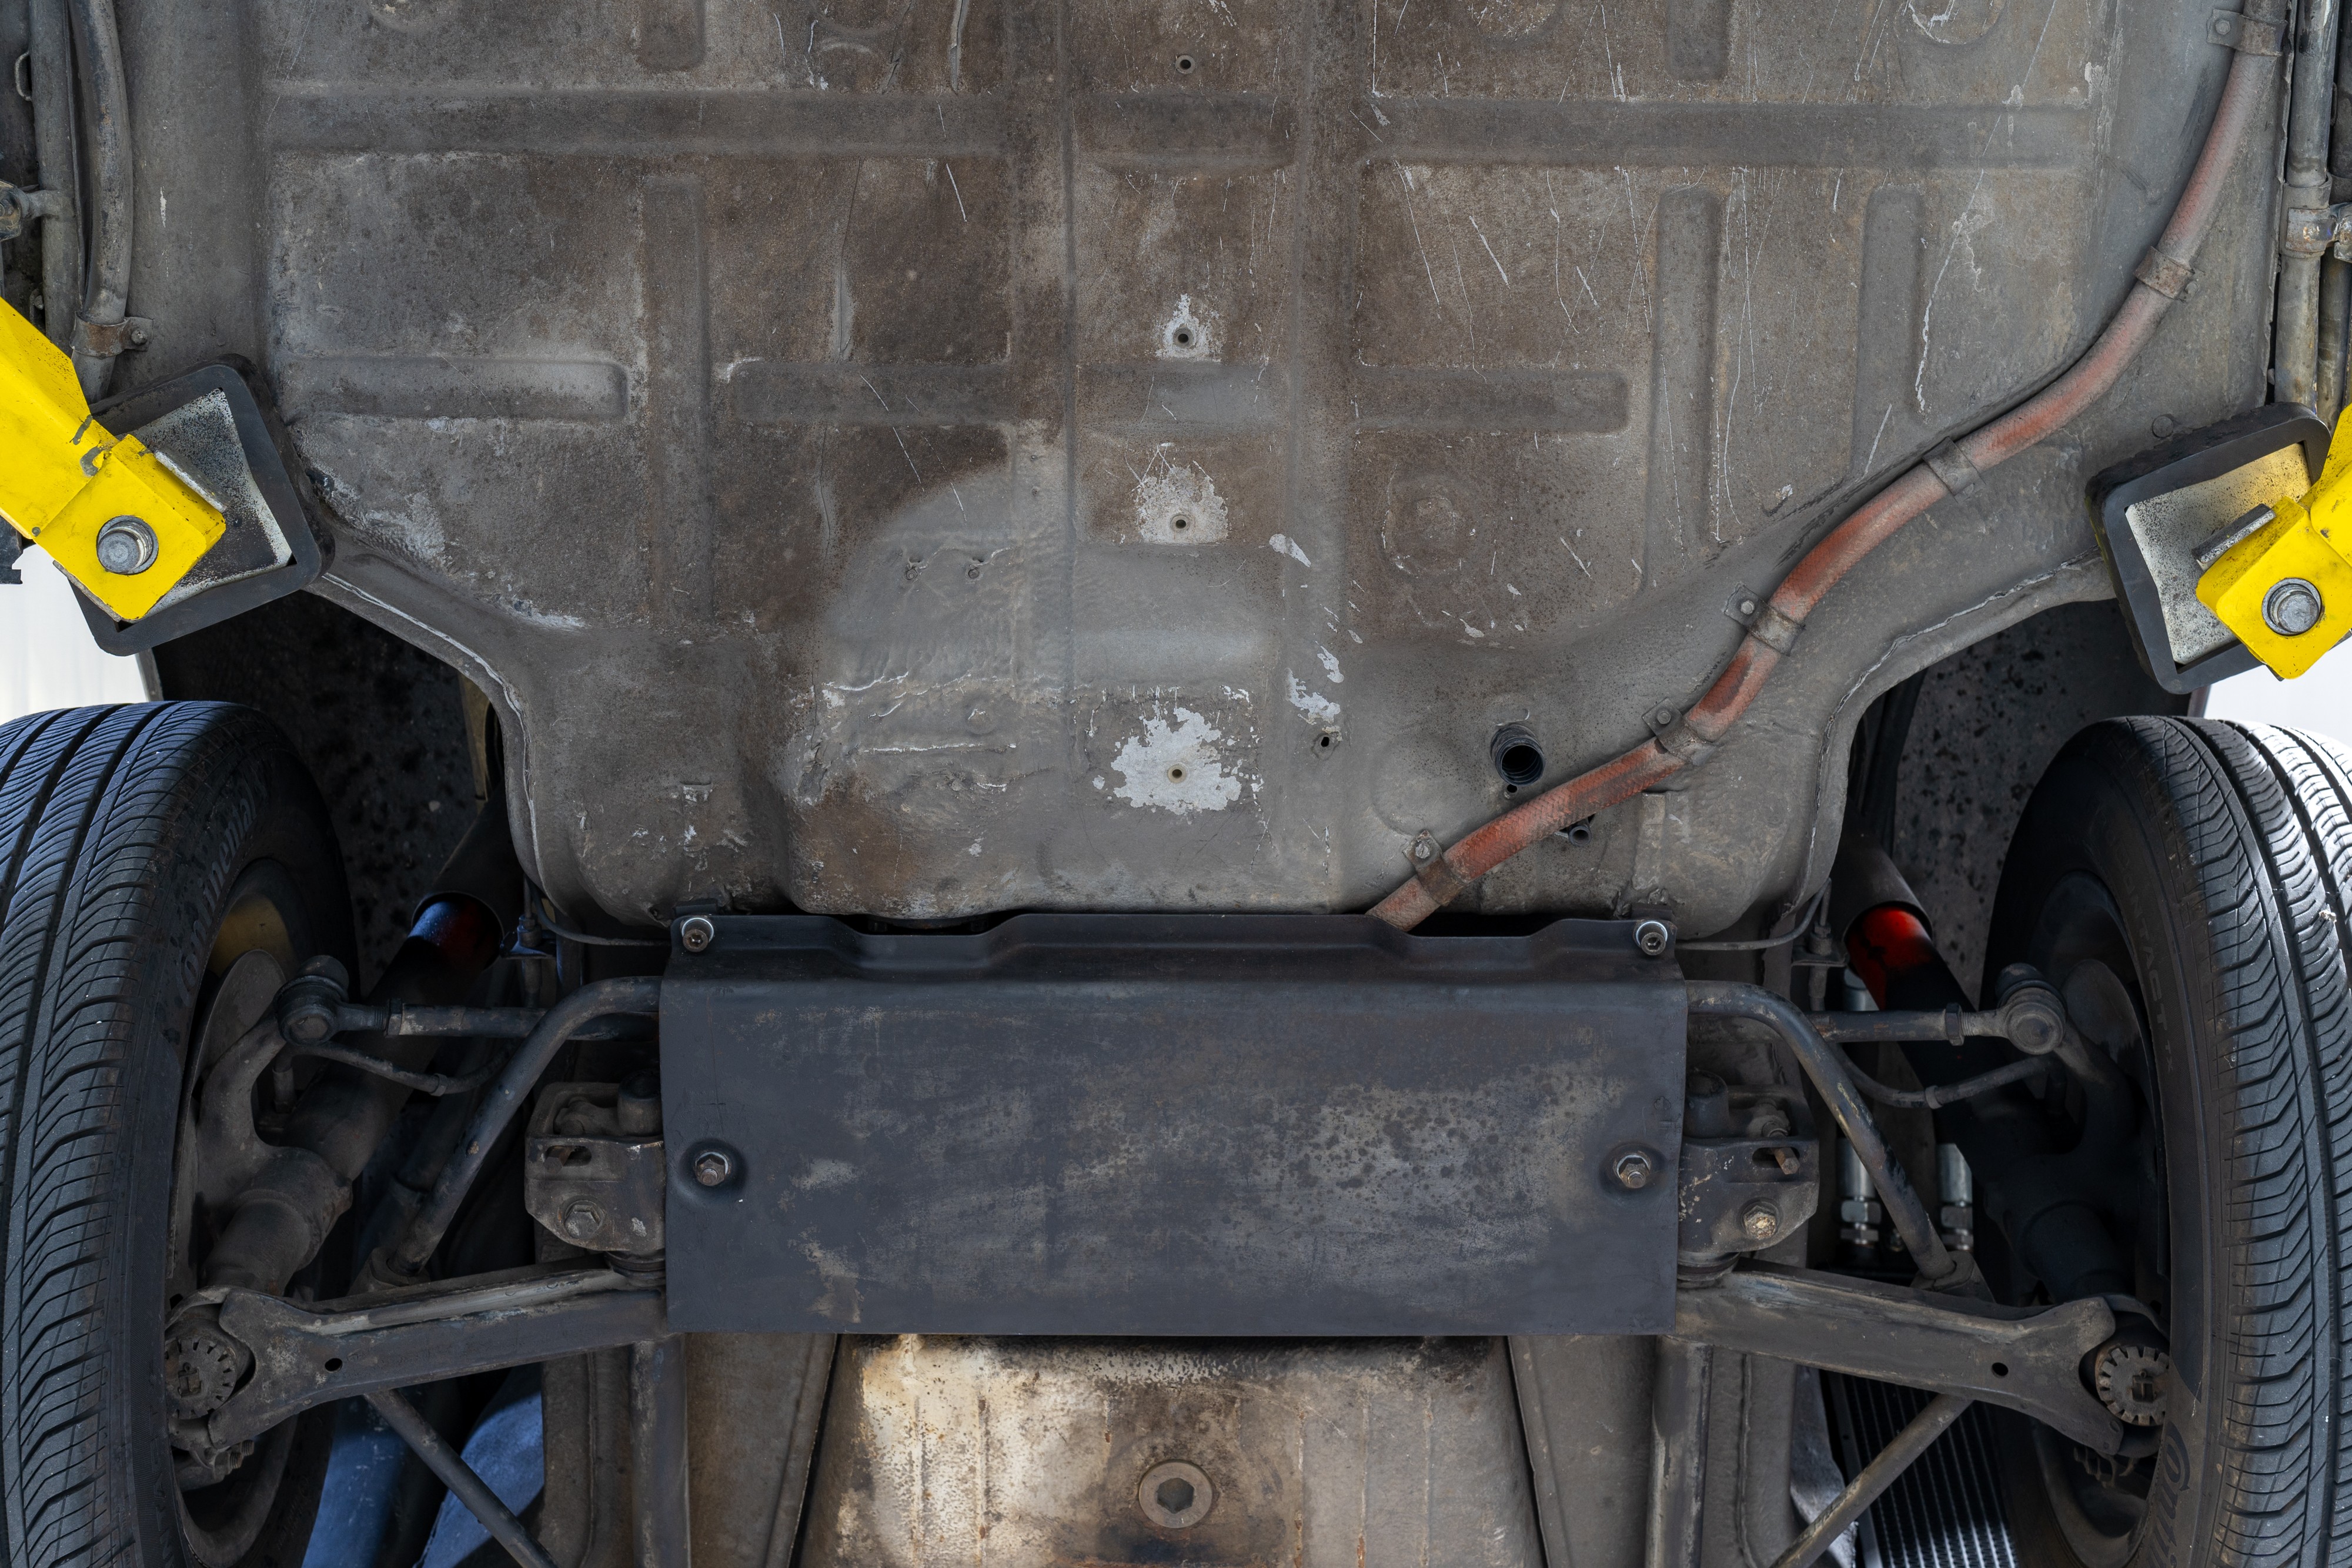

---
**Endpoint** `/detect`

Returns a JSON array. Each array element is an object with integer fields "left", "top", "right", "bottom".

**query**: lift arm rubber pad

[{"left": 659, "top": 914, "right": 1688, "bottom": 1336}]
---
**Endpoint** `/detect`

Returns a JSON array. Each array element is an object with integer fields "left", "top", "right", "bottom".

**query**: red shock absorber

[
  {"left": 1828, "top": 830, "right": 1975, "bottom": 1014},
  {"left": 1844, "top": 902, "right": 1949, "bottom": 1009}
]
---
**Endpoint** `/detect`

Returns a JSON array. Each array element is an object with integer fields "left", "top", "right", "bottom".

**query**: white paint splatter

[
  {"left": 1315, "top": 644, "right": 1344, "bottom": 683},
  {"left": 1110, "top": 707, "right": 1244, "bottom": 814},
  {"left": 1269, "top": 533, "right": 1313, "bottom": 567},
  {"left": 1285, "top": 672, "right": 1341, "bottom": 724}
]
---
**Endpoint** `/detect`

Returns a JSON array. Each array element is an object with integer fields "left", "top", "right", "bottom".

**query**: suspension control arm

[
  {"left": 207, "top": 1264, "right": 663, "bottom": 1448},
  {"left": 1672, "top": 1263, "right": 2122, "bottom": 1453}
]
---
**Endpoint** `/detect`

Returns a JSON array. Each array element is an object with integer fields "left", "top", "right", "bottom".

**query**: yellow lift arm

[
  {"left": 2199, "top": 404, "right": 2352, "bottom": 679},
  {"left": 0, "top": 300, "right": 222, "bottom": 620}
]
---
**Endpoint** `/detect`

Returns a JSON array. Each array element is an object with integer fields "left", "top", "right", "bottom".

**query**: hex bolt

[
  {"left": 1737, "top": 595, "right": 1759, "bottom": 617},
  {"left": 677, "top": 914, "right": 716, "bottom": 953},
  {"left": 693, "top": 1148, "right": 733, "bottom": 1188},
  {"left": 1741, "top": 1201, "right": 1780, "bottom": 1243},
  {"left": 1613, "top": 1149, "right": 1654, "bottom": 1191},
  {"left": 94, "top": 515, "right": 157, "bottom": 574},
  {"left": 2264, "top": 577, "right": 2325, "bottom": 637},
  {"left": 561, "top": 1199, "right": 605, "bottom": 1240},
  {"left": 1632, "top": 919, "right": 1672, "bottom": 958}
]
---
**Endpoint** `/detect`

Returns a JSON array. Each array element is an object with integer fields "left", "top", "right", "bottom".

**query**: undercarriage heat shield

[{"left": 659, "top": 914, "right": 1686, "bottom": 1336}]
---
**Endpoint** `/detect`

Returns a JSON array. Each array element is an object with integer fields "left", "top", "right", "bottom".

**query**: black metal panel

[{"left": 660, "top": 914, "right": 1686, "bottom": 1335}]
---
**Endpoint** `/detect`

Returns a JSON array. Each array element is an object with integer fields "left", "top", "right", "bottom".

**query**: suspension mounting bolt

[
  {"left": 1741, "top": 1201, "right": 1780, "bottom": 1243},
  {"left": 560, "top": 1199, "right": 605, "bottom": 1241}
]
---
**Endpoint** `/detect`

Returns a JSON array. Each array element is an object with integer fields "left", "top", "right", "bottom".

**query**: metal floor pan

[{"left": 118, "top": 0, "right": 2273, "bottom": 931}]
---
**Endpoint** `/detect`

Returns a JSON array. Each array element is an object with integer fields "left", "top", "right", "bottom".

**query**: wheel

[
  {"left": 1986, "top": 717, "right": 2352, "bottom": 1568},
  {"left": 0, "top": 703, "right": 353, "bottom": 1567}
]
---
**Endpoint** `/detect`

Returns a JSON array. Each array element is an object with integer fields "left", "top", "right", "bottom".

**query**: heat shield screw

[
  {"left": 677, "top": 915, "right": 716, "bottom": 952},
  {"left": 1633, "top": 919, "right": 1672, "bottom": 957},
  {"left": 1741, "top": 1201, "right": 1780, "bottom": 1243},
  {"left": 1613, "top": 1150, "right": 1654, "bottom": 1190},
  {"left": 693, "top": 1149, "right": 733, "bottom": 1188},
  {"left": 94, "top": 515, "right": 157, "bottom": 574},
  {"left": 2264, "top": 577, "right": 2325, "bottom": 637}
]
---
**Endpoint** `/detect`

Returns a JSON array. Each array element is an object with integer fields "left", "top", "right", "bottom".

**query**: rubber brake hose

[{"left": 1371, "top": 16, "right": 2280, "bottom": 930}]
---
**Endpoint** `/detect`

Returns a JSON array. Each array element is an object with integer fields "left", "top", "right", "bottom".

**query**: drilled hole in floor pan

[
  {"left": 1175, "top": 54, "right": 1197, "bottom": 72},
  {"left": 1169, "top": 765, "right": 1186, "bottom": 781},
  {"left": 1173, "top": 326, "right": 1194, "bottom": 346},
  {"left": 1172, "top": 515, "right": 1189, "bottom": 530}
]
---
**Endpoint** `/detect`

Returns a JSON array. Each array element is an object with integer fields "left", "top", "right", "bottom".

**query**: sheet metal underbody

[{"left": 117, "top": 1, "right": 2273, "bottom": 932}]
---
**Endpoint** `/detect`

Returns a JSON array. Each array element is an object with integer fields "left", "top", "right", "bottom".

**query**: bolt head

[
  {"left": 2264, "top": 577, "right": 2325, "bottom": 637},
  {"left": 1738, "top": 597, "right": 1758, "bottom": 616},
  {"left": 1632, "top": 918, "right": 1672, "bottom": 958},
  {"left": 1740, "top": 1201, "right": 1780, "bottom": 1243},
  {"left": 1411, "top": 838, "right": 1434, "bottom": 861},
  {"left": 561, "top": 1199, "right": 604, "bottom": 1240},
  {"left": 677, "top": 914, "right": 717, "bottom": 952},
  {"left": 1613, "top": 1149, "right": 1653, "bottom": 1191},
  {"left": 94, "top": 515, "right": 157, "bottom": 574},
  {"left": 693, "top": 1148, "right": 733, "bottom": 1188}
]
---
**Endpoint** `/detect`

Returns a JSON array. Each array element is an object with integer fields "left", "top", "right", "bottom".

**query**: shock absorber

[{"left": 1827, "top": 830, "right": 2132, "bottom": 1303}]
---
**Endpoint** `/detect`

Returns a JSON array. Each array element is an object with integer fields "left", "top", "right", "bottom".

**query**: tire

[
  {"left": 0, "top": 703, "right": 353, "bottom": 1568},
  {"left": 1986, "top": 717, "right": 2352, "bottom": 1568}
]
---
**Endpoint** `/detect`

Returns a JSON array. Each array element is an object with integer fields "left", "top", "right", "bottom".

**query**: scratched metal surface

[
  {"left": 119, "top": 0, "right": 2275, "bottom": 930},
  {"left": 798, "top": 1334, "right": 1543, "bottom": 1568}
]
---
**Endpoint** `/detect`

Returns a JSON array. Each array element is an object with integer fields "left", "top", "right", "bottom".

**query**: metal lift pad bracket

[{"left": 660, "top": 914, "right": 1688, "bottom": 1336}]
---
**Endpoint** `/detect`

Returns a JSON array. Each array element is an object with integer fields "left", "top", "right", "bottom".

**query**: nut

[
  {"left": 1613, "top": 1149, "right": 1654, "bottom": 1191},
  {"left": 2094, "top": 1343, "right": 2171, "bottom": 1427},
  {"left": 162, "top": 1322, "right": 245, "bottom": 1422},
  {"left": 1740, "top": 1201, "right": 1780, "bottom": 1243},
  {"left": 1632, "top": 918, "right": 1672, "bottom": 958},
  {"left": 561, "top": 1199, "right": 605, "bottom": 1241},
  {"left": 2264, "top": 577, "right": 2325, "bottom": 637},
  {"left": 94, "top": 515, "right": 158, "bottom": 575},
  {"left": 677, "top": 914, "right": 716, "bottom": 953},
  {"left": 1138, "top": 1460, "right": 1214, "bottom": 1529},
  {"left": 693, "top": 1148, "right": 733, "bottom": 1188}
]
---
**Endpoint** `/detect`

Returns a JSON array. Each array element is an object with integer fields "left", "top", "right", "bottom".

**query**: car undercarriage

[{"left": 5, "top": 1, "right": 2352, "bottom": 1566}]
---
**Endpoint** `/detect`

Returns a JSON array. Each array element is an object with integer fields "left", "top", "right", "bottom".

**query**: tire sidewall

[
  {"left": 1987, "top": 721, "right": 2290, "bottom": 1568},
  {"left": 5, "top": 706, "right": 350, "bottom": 1568}
]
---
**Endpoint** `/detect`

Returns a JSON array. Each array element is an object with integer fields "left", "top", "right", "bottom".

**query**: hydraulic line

[
  {"left": 61, "top": 0, "right": 132, "bottom": 396},
  {"left": 24, "top": 0, "right": 78, "bottom": 354},
  {"left": 1370, "top": 16, "right": 2280, "bottom": 931},
  {"left": 2275, "top": 0, "right": 2340, "bottom": 408}
]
